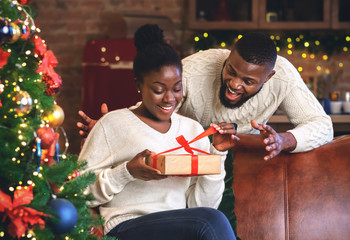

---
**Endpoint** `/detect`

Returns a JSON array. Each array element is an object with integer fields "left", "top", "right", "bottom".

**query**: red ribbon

[{"left": 153, "top": 126, "right": 217, "bottom": 175}]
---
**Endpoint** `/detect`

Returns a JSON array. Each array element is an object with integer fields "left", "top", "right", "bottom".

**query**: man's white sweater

[
  {"left": 78, "top": 109, "right": 227, "bottom": 235},
  {"left": 178, "top": 49, "right": 333, "bottom": 153}
]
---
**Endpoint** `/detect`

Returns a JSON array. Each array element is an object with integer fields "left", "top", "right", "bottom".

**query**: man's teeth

[
  {"left": 159, "top": 106, "right": 172, "bottom": 110},
  {"left": 228, "top": 87, "right": 237, "bottom": 94}
]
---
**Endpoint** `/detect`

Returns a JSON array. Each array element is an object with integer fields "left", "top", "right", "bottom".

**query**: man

[{"left": 78, "top": 32, "right": 333, "bottom": 237}]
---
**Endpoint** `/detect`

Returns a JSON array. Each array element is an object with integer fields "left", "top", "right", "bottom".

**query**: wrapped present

[
  {"left": 147, "top": 126, "right": 221, "bottom": 176},
  {"left": 146, "top": 154, "right": 220, "bottom": 175}
]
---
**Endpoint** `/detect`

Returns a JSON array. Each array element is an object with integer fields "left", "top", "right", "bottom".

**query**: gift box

[
  {"left": 146, "top": 154, "right": 221, "bottom": 176},
  {"left": 147, "top": 125, "right": 223, "bottom": 176}
]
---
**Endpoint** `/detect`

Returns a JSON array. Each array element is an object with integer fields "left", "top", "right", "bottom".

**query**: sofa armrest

[{"left": 232, "top": 134, "right": 350, "bottom": 240}]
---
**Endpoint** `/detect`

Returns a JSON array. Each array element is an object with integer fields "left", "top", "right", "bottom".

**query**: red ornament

[
  {"left": 0, "top": 186, "right": 50, "bottom": 238},
  {"left": 66, "top": 170, "right": 80, "bottom": 182},
  {"left": 0, "top": 48, "right": 11, "bottom": 68},
  {"left": 36, "top": 127, "right": 55, "bottom": 149},
  {"left": 18, "top": 0, "right": 32, "bottom": 4},
  {"left": 42, "top": 72, "right": 62, "bottom": 95}
]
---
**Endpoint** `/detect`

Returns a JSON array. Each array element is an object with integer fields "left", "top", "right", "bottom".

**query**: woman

[{"left": 79, "top": 24, "right": 238, "bottom": 240}]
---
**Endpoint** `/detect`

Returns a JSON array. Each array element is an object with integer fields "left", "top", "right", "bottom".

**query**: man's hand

[
  {"left": 212, "top": 122, "right": 240, "bottom": 152},
  {"left": 251, "top": 120, "right": 296, "bottom": 161},
  {"left": 126, "top": 149, "right": 167, "bottom": 181},
  {"left": 77, "top": 103, "right": 109, "bottom": 138}
]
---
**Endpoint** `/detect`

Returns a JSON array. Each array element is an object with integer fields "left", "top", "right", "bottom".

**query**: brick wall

[
  {"left": 33, "top": 0, "right": 187, "bottom": 154},
  {"left": 33, "top": 0, "right": 350, "bottom": 154}
]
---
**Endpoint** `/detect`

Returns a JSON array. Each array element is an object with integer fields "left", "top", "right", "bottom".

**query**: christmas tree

[{"left": 0, "top": 1, "right": 110, "bottom": 239}]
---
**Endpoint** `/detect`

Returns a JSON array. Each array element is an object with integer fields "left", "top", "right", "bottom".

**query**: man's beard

[{"left": 219, "top": 80, "right": 263, "bottom": 109}]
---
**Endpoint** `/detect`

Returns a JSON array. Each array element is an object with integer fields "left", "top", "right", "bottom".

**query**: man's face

[{"left": 220, "top": 50, "right": 275, "bottom": 109}]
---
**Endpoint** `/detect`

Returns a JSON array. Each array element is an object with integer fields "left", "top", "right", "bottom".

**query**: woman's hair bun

[{"left": 134, "top": 24, "right": 164, "bottom": 52}]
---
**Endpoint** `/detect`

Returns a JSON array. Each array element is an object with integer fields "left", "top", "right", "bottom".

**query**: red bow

[
  {"left": 32, "top": 35, "right": 47, "bottom": 57},
  {"left": 0, "top": 48, "right": 11, "bottom": 69},
  {"left": 0, "top": 186, "right": 50, "bottom": 238},
  {"left": 153, "top": 126, "right": 218, "bottom": 175}
]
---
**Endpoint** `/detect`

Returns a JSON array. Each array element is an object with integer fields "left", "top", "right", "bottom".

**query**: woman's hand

[
  {"left": 211, "top": 122, "right": 240, "bottom": 152},
  {"left": 127, "top": 149, "right": 167, "bottom": 181}
]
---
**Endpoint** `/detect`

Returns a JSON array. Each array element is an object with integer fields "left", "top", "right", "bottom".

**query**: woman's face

[{"left": 138, "top": 65, "right": 183, "bottom": 122}]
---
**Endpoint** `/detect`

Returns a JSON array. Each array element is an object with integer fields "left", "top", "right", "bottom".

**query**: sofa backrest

[{"left": 232, "top": 134, "right": 350, "bottom": 240}]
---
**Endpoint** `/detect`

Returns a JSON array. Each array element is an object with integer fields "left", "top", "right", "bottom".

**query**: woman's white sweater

[{"left": 78, "top": 109, "right": 227, "bottom": 235}]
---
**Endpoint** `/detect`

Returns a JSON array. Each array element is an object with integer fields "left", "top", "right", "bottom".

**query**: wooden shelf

[
  {"left": 269, "top": 114, "right": 350, "bottom": 123},
  {"left": 188, "top": 0, "right": 349, "bottom": 30}
]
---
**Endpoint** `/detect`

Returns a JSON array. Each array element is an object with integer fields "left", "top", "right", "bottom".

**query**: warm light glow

[
  {"left": 304, "top": 42, "right": 309, "bottom": 47},
  {"left": 287, "top": 50, "right": 293, "bottom": 55},
  {"left": 339, "top": 62, "right": 343, "bottom": 67},
  {"left": 194, "top": 36, "right": 199, "bottom": 42},
  {"left": 322, "top": 55, "right": 328, "bottom": 60},
  {"left": 288, "top": 44, "right": 293, "bottom": 49},
  {"left": 220, "top": 42, "right": 226, "bottom": 47},
  {"left": 310, "top": 54, "right": 315, "bottom": 59},
  {"left": 287, "top": 38, "right": 292, "bottom": 42},
  {"left": 101, "top": 47, "right": 106, "bottom": 52},
  {"left": 276, "top": 47, "right": 280, "bottom": 52},
  {"left": 315, "top": 40, "right": 320, "bottom": 45},
  {"left": 203, "top": 32, "right": 208, "bottom": 38},
  {"left": 343, "top": 47, "right": 348, "bottom": 52},
  {"left": 316, "top": 65, "right": 322, "bottom": 71},
  {"left": 302, "top": 53, "right": 307, "bottom": 58},
  {"left": 298, "top": 67, "right": 303, "bottom": 72}
]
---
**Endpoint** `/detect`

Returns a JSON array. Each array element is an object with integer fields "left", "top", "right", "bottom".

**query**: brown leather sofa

[{"left": 233, "top": 134, "right": 350, "bottom": 240}]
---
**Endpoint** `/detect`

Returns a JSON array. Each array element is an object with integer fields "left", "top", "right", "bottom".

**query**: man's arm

[{"left": 279, "top": 77, "right": 333, "bottom": 153}]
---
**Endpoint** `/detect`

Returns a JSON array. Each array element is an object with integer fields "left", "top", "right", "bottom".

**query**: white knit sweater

[
  {"left": 78, "top": 109, "right": 227, "bottom": 235},
  {"left": 178, "top": 49, "right": 333, "bottom": 153}
]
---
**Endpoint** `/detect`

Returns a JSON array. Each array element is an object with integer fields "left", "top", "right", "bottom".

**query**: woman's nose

[{"left": 163, "top": 91, "right": 175, "bottom": 102}]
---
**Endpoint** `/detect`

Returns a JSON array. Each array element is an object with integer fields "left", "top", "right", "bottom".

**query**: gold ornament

[
  {"left": 12, "top": 90, "right": 32, "bottom": 116},
  {"left": 9, "top": 22, "right": 21, "bottom": 43},
  {"left": 42, "top": 104, "right": 65, "bottom": 127}
]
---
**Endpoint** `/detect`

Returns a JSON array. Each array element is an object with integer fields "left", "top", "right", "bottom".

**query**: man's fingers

[
  {"left": 101, "top": 103, "right": 109, "bottom": 115},
  {"left": 79, "top": 130, "right": 88, "bottom": 138},
  {"left": 78, "top": 110, "right": 92, "bottom": 123}
]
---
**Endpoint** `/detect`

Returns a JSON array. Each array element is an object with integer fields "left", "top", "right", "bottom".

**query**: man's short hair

[{"left": 233, "top": 32, "right": 277, "bottom": 68}]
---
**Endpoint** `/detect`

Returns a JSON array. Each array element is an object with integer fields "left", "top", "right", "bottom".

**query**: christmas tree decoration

[
  {"left": 0, "top": 1, "right": 109, "bottom": 239},
  {"left": 18, "top": 0, "right": 32, "bottom": 4},
  {"left": 0, "top": 186, "right": 49, "bottom": 239},
  {"left": 47, "top": 198, "right": 78, "bottom": 234},
  {"left": 36, "top": 126, "right": 55, "bottom": 149},
  {"left": 0, "top": 79, "right": 3, "bottom": 107},
  {"left": 0, "top": 48, "right": 11, "bottom": 68},
  {"left": 42, "top": 104, "right": 65, "bottom": 127},
  {"left": 0, "top": 17, "right": 22, "bottom": 45},
  {"left": 11, "top": 89, "right": 33, "bottom": 116}
]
